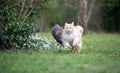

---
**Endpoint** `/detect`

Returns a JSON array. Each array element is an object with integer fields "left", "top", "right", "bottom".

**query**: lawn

[{"left": 0, "top": 33, "right": 120, "bottom": 73}]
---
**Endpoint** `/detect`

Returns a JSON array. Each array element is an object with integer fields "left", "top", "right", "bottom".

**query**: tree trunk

[{"left": 77, "top": 0, "right": 87, "bottom": 34}]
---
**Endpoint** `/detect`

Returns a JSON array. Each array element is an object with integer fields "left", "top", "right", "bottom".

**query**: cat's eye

[{"left": 66, "top": 27, "right": 68, "bottom": 29}]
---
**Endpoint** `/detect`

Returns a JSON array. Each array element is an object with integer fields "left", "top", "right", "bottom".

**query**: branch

[
  {"left": 21, "top": 0, "right": 35, "bottom": 22},
  {"left": 18, "top": 0, "right": 26, "bottom": 21},
  {"left": 22, "top": 0, "right": 37, "bottom": 23}
]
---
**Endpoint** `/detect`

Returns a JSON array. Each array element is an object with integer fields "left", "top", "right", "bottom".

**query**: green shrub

[
  {"left": 0, "top": 0, "right": 36, "bottom": 49},
  {"left": 0, "top": 22, "right": 34, "bottom": 49}
]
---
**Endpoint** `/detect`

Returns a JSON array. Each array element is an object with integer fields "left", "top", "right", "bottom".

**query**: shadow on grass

[
  {"left": 52, "top": 49, "right": 75, "bottom": 54},
  {"left": 20, "top": 49, "right": 79, "bottom": 55},
  {"left": 0, "top": 47, "right": 85, "bottom": 56}
]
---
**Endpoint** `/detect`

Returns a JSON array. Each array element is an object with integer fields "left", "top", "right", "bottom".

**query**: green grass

[{"left": 0, "top": 33, "right": 120, "bottom": 73}]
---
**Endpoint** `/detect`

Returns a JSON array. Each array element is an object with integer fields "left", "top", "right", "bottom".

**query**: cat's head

[{"left": 64, "top": 22, "right": 74, "bottom": 33}]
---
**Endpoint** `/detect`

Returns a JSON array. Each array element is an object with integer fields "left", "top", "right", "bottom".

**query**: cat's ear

[
  {"left": 71, "top": 21, "right": 74, "bottom": 26},
  {"left": 65, "top": 22, "right": 68, "bottom": 25}
]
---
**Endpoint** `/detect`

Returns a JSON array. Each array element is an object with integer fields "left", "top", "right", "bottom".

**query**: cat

[
  {"left": 51, "top": 22, "right": 83, "bottom": 53},
  {"left": 51, "top": 24, "right": 64, "bottom": 45},
  {"left": 61, "top": 22, "right": 83, "bottom": 53}
]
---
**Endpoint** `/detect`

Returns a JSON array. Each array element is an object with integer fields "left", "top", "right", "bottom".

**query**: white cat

[{"left": 61, "top": 22, "right": 83, "bottom": 53}]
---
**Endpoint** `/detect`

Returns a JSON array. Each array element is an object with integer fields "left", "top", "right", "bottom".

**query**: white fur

[{"left": 61, "top": 25, "right": 83, "bottom": 49}]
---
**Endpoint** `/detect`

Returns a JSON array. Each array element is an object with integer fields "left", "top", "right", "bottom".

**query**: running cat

[{"left": 61, "top": 22, "right": 83, "bottom": 53}]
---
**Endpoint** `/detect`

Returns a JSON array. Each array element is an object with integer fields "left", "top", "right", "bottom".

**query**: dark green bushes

[
  {"left": 0, "top": 0, "right": 34, "bottom": 49},
  {"left": 102, "top": 0, "right": 120, "bottom": 32},
  {"left": 0, "top": 22, "right": 34, "bottom": 49}
]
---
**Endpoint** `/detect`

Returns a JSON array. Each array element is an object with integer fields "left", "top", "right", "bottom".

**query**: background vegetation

[
  {"left": 102, "top": 0, "right": 120, "bottom": 32},
  {"left": 0, "top": 0, "right": 120, "bottom": 49}
]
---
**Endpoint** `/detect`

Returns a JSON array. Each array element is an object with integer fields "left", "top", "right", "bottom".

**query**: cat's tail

[
  {"left": 76, "top": 25, "right": 84, "bottom": 36},
  {"left": 51, "top": 24, "right": 64, "bottom": 45}
]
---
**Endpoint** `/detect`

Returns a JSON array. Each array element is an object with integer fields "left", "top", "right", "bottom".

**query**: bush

[
  {"left": 0, "top": 0, "right": 36, "bottom": 50},
  {"left": 0, "top": 22, "right": 34, "bottom": 49}
]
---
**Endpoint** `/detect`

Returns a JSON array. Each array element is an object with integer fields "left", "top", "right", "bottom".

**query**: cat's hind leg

[
  {"left": 73, "top": 42, "right": 82, "bottom": 53},
  {"left": 73, "top": 45, "right": 80, "bottom": 53}
]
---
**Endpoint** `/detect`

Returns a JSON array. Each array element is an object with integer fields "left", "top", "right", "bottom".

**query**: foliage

[
  {"left": 1, "top": 0, "right": 120, "bottom": 50},
  {"left": 0, "top": 22, "right": 34, "bottom": 49},
  {"left": 102, "top": 0, "right": 120, "bottom": 32},
  {"left": 34, "top": 0, "right": 120, "bottom": 33},
  {"left": 0, "top": 34, "right": 120, "bottom": 73},
  {"left": 34, "top": 0, "right": 78, "bottom": 31},
  {"left": 0, "top": 0, "right": 35, "bottom": 49}
]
